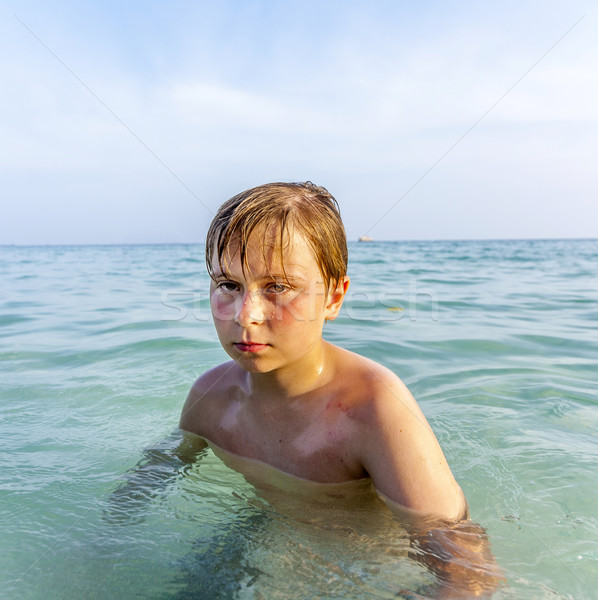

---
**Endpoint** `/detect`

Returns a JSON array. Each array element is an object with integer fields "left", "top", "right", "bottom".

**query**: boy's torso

[{"left": 182, "top": 347, "right": 389, "bottom": 483}]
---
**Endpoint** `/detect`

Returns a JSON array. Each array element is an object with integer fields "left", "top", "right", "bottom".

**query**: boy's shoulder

[
  {"left": 190, "top": 360, "right": 244, "bottom": 393},
  {"left": 331, "top": 346, "right": 436, "bottom": 448},
  {"left": 179, "top": 361, "right": 244, "bottom": 433},
  {"left": 321, "top": 346, "right": 430, "bottom": 451},
  {"left": 330, "top": 345, "right": 418, "bottom": 414}
]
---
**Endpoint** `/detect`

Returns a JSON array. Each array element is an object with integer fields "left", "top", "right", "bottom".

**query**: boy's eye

[
  {"left": 217, "top": 281, "right": 238, "bottom": 292},
  {"left": 268, "top": 282, "right": 289, "bottom": 294}
]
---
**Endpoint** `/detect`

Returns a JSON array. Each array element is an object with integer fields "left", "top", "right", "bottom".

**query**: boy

[{"left": 179, "top": 181, "right": 468, "bottom": 522}]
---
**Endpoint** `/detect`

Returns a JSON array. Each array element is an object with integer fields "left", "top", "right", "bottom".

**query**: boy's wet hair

[{"left": 206, "top": 182, "right": 348, "bottom": 291}]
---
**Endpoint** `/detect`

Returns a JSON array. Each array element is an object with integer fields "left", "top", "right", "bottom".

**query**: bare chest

[{"left": 206, "top": 395, "right": 365, "bottom": 483}]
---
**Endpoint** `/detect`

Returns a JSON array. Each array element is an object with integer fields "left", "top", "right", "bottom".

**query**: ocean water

[{"left": 1, "top": 239, "right": 597, "bottom": 599}]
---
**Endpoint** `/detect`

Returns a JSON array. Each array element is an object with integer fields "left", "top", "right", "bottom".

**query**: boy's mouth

[{"left": 234, "top": 342, "right": 269, "bottom": 353}]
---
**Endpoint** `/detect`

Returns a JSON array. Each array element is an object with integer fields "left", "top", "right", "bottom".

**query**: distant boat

[{"left": 358, "top": 235, "right": 373, "bottom": 242}]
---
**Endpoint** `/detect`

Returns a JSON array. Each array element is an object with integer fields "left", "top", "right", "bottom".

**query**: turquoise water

[{"left": 1, "top": 239, "right": 597, "bottom": 599}]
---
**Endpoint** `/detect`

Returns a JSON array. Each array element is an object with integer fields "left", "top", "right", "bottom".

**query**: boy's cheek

[
  {"left": 281, "top": 294, "right": 325, "bottom": 324},
  {"left": 210, "top": 295, "right": 236, "bottom": 321}
]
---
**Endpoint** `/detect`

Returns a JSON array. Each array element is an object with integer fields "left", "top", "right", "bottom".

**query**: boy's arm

[
  {"left": 104, "top": 429, "right": 207, "bottom": 523},
  {"left": 408, "top": 519, "right": 505, "bottom": 598},
  {"left": 108, "top": 362, "right": 232, "bottom": 524},
  {"left": 358, "top": 376, "right": 467, "bottom": 520},
  {"left": 358, "top": 375, "right": 504, "bottom": 596}
]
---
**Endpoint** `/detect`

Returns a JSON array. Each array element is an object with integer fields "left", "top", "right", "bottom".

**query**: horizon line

[{"left": 2, "top": 236, "right": 597, "bottom": 249}]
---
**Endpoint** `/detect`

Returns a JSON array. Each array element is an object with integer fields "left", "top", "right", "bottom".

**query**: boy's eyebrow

[
  {"left": 211, "top": 269, "right": 306, "bottom": 282},
  {"left": 263, "top": 273, "right": 304, "bottom": 281}
]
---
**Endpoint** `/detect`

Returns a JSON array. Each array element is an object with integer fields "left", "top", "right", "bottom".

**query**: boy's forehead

[{"left": 214, "top": 227, "right": 319, "bottom": 274}]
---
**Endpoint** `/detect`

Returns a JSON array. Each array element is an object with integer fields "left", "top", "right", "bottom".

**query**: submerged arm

[
  {"left": 377, "top": 494, "right": 503, "bottom": 598},
  {"left": 408, "top": 516, "right": 505, "bottom": 599},
  {"left": 104, "top": 429, "right": 207, "bottom": 522}
]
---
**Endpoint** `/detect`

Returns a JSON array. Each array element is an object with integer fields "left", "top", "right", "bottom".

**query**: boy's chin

[{"left": 226, "top": 351, "right": 274, "bottom": 373}]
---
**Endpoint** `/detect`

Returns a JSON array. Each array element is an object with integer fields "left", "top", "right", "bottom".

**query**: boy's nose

[{"left": 234, "top": 290, "right": 266, "bottom": 326}]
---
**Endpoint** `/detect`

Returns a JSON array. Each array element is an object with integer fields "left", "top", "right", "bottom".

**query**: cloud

[{"left": 2, "top": 0, "right": 597, "bottom": 243}]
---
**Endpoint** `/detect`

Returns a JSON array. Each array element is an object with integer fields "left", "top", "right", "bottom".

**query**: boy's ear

[{"left": 324, "top": 277, "right": 350, "bottom": 321}]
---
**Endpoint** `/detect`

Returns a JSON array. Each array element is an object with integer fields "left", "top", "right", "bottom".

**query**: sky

[{"left": 1, "top": 0, "right": 597, "bottom": 244}]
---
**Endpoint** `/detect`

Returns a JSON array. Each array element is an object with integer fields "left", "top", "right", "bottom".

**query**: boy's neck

[{"left": 246, "top": 340, "right": 334, "bottom": 400}]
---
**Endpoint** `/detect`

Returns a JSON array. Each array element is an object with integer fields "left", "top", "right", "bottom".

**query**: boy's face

[{"left": 209, "top": 227, "right": 348, "bottom": 375}]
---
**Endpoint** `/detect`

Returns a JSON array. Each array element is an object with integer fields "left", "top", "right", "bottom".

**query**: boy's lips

[{"left": 234, "top": 341, "right": 269, "bottom": 353}]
